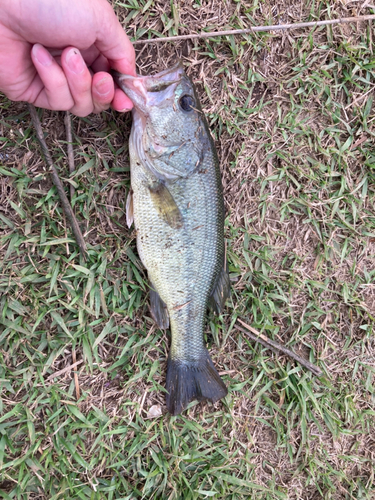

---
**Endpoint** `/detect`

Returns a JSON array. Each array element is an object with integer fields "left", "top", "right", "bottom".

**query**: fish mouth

[{"left": 111, "top": 63, "right": 185, "bottom": 112}]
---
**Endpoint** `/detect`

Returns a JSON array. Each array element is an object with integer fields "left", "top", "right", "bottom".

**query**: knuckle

[
  {"left": 4, "top": 86, "right": 30, "bottom": 102},
  {"left": 93, "top": 103, "right": 110, "bottom": 114},
  {"left": 70, "top": 104, "right": 93, "bottom": 118},
  {"left": 49, "top": 92, "right": 73, "bottom": 111},
  {"left": 71, "top": 110, "right": 88, "bottom": 118},
  {"left": 7, "top": 92, "right": 23, "bottom": 102},
  {"left": 46, "top": 81, "right": 73, "bottom": 110},
  {"left": 67, "top": 72, "right": 91, "bottom": 95}
]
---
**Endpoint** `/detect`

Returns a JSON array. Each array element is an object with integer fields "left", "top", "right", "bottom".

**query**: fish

[{"left": 112, "top": 64, "right": 230, "bottom": 415}]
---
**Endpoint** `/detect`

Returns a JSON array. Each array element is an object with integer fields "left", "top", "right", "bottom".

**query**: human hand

[{"left": 0, "top": 0, "right": 136, "bottom": 116}]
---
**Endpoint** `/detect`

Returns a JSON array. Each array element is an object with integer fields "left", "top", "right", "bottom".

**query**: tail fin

[{"left": 166, "top": 350, "right": 227, "bottom": 415}]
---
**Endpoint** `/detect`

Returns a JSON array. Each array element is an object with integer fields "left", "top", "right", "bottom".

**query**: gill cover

[{"left": 112, "top": 64, "right": 204, "bottom": 182}]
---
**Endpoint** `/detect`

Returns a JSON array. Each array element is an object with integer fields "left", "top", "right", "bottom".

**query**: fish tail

[{"left": 166, "top": 350, "right": 227, "bottom": 415}]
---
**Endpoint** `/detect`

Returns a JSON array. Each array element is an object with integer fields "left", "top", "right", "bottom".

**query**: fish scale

[
  {"left": 134, "top": 166, "right": 218, "bottom": 352},
  {"left": 112, "top": 64, "right": 230, "bottom": 415}
]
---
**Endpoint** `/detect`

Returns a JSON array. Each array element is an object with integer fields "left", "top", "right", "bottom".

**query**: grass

[{"left": 1, "top": 0, "right": 375, "bottom": 498}]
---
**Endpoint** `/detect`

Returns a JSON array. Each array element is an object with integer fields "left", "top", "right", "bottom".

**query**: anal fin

[
  {"left": 148, "top": 181, "right": 183, "bottom": 229},
  {"left": 209, "top": 262, "right": 230, "bottom": 314},
  {"left": 149, "top": 283, "right": 169, "bottom": 330}
]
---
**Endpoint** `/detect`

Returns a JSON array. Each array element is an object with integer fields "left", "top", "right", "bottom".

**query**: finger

[
  {"left": 91, "top": 54, "right": 111, "bottom": 74},
  {"left": 94, "top": 1, "right": 136, "bottom": 76},
  {"left": 112, "top": 88, "right": 133, "bottom": 112},
  {"left": 47, "top": 48, "right": 63, "bottom": 59},
  {"left": 91, "top": 72, "right": 115, "bottom": 114},
  {"left": 31, "top": 44, "right": 74, "bottom": 110},
  {"left": 80, "top": 46, "right": 102, "bottom": 68},
  {"left": 86, "top": 52, "right": 132, "bottom": 112},
  {"left": 61, "top": 47, "right": 95, "bottom": 117},
  {"left": 79, "top": 50, "right": 133, "bottom": 112}
]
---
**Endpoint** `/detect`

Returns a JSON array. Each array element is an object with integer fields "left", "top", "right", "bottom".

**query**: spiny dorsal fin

[
  {"left": 209, "top": 262, "right": 230, "bottom": 314},
  {"left": 148, "top": 181, "right": 183, "bottom": 229}
]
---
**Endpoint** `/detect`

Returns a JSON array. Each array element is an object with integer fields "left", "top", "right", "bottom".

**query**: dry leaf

[{"left": 147, "top": 404, "right": 162, "bottom": 419}]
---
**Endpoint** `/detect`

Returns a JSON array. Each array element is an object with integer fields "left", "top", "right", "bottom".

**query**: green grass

[{"left": 1, "top": 1, "right": 375, "bottom": 498}]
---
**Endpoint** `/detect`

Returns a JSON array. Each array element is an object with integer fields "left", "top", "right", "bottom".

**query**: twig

[
  {"left": 133, "top": 15, "right": 375, "bottom": 44},
  {"left": 46, "top": 359, "right": 83, "bottom": 381},
  {"left": 64, "top": 111, "right": 75, "bottom": 201},
  {"left": 236, "top": 319, "right": 323, "bottom": 377},
  {"left": 28, "top": 104, "right": 87, "bottom": 258}
]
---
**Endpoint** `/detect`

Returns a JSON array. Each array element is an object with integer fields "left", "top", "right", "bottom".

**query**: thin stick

[
  {"left": 133, "top": 15, "right": 375, "bottom": 44},
  {"left": 46, "top": 359, "right": 83, "bottom": 381},
  {"left": 28, "top": 104, "right": 87, "bottom": 258},
  {"left": 64, "top": 111, "right": 75, "bottom": 201},
  {"left": 236, "top": 319, "right": 323, "bottom": 377}
]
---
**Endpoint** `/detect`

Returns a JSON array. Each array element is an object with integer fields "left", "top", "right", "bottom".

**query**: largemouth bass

[{"left": 112, "top": 64, "right": 230, "bottom": 415}]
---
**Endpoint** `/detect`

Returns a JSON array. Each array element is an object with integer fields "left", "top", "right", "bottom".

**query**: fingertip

[
  {"left": 112, "top": 88, "right": 133, "bottom": 112},
  {"left": 62, "top": 46, "right": 86, "bottom": 75},
  {"left": 92, "top": 72, "right": 114, "bottom": 102},
  {"left": 32, "top": 43, "right": 54, "bottom": 67}
]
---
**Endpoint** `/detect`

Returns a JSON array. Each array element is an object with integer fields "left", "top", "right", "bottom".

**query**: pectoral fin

[
  {"left": 148, "top": 181, "right": 183, "bottom": 229},
  {"left": 126, "top": 189, "right": 134, "bottom": 228},
  {"left": 209, "top": 262, "right": 230, "bottom": 314},
  {"left": 149, "top": 283, "right": 169, "bottom": 330}
]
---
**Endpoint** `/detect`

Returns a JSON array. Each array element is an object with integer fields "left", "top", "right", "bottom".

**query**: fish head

[{"left": 112, "top": 64, "right": 207, "bottom": 180}]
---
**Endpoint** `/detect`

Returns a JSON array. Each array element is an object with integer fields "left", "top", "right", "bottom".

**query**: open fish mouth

[{"left": 111, "top": 63, "right": 185, "bottom": 111}]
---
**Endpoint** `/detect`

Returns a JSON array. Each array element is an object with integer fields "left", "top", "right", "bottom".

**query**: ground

[{"left": 0, "top": 0, "right": 375, "bottom": 499}]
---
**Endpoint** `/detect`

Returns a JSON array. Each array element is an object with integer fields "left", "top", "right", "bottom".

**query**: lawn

[{"left": 0, "top": 0, "right": 375, "bottom": 498}]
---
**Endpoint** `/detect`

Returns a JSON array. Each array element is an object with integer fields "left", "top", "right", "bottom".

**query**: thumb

[{"left": 94, "top": 1, "right": 136, "bottom": 76}]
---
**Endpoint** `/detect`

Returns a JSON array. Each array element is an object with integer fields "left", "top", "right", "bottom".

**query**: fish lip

[
  {"left": 112, "top": 61, "right": 183, "bottom": 86},
  {"left": 111, "top": 62, "right": 185, "bottom": 112}
]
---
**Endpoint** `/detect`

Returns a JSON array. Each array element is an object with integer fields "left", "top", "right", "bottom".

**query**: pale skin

[{"left": 0, "top": 0, "right": 136, "bottom": 116}]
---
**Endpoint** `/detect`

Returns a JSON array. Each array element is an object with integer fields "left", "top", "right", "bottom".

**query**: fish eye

[{"left": 179, "top": 95, "right": 195, "bottom": 112}]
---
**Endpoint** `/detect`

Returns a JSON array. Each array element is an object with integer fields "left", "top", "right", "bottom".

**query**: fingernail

[
  {"left": 95, "top": 76, "right": 112, "bottom": 96},
  {"left": 66, "top": 48, "right": 85, "bottom": 75},
  {"left": 118, "top": 108, "right": 132, "bottom": 113},
  {"left": 33, "top": 44, "right": 53, "bottom": 67}
]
